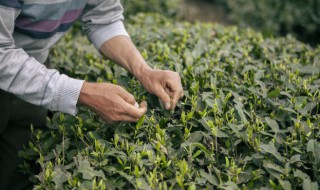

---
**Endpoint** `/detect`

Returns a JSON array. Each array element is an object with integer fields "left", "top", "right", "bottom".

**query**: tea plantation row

[
  {"left": 21, "top": 14, "right": 320, "bottom": 190},
  {"left": 121, "top": 0, "right": 180, "bottom": 18},
  {"left": 213, "top": 0, "right": 320, "bottom": 46}
]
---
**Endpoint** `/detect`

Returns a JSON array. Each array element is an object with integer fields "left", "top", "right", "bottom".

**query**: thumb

[{"left": 156, "top": 87, "right": 171, "bottom": 110}]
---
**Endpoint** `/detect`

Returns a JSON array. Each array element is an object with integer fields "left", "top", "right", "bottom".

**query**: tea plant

[
  {"left": 213, "top": 0, "right": 320, "bottom": 45},
  {"left": 121, "top": 0, "right": 181, "bottom": 18},
  {"left": 20, "top": 14, "right": 320, "bottom": 190}
]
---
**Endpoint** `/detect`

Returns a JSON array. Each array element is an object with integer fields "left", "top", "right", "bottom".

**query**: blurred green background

[{"left": 121, "top": 0, "right": 320, "bottom": 46}]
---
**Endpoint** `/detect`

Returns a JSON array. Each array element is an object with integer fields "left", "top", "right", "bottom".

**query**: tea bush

[
  {"left": 70, "top": 0, "right": 182, "bottom": 36},
  {"left": 213, "top": 0, "right": 320, "bottom": 45},
  {"left": 21, "top": 14, "right": 320, "bottom": 190},
  {"left": 121, "top": 0, "right": 181, "bottom": 18}
]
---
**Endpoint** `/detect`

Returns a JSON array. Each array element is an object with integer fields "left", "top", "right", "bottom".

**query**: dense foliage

[
  {"left": 70, "top": 0, "right": 182, "bottom": 37},
  {"left": 121, "top": 0, "right": 181, "bottom": 18},
  {"left": 213, "top": 0, "right": 320, "bottom": 45},
  {"left": 20, "top": 14, "right": 320, "bottom": 189}
]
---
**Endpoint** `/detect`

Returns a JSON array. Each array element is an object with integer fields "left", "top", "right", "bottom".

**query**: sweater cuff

[
  {"left": 54, "top": 75, "right": 84, "bottom": 116},
  {"left": 88, "top": 20, "right": 129, "bottom": 50}
]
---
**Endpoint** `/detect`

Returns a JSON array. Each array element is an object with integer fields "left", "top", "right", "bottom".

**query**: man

[{"left": 0, "top": 0, "right": 183, "bottom": 189}]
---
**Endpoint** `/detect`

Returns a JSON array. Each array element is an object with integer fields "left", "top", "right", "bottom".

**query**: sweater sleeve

[
  {"left": 80, "top": 0, "right": 129, "bottom": 50},
  {"left": 0, "top": 4, "right": 84, "bottom": 116}
]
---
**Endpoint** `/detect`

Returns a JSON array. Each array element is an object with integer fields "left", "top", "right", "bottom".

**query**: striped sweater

[{"left": 0, "top": 0, "right": 129, "bottom": 115}]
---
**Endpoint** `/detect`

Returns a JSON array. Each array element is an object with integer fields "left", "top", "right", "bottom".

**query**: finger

[
  {"left": 170, "top": 90, "right": 183, "bottom": 110},
  {"left": 137, "top": 101, "right": 148, "bottom": 116},
  {"left": 139, "top": 101, "right": 148, "bottom": 111},
  {"left": 165, "top": 87, "right": 172, "bottom": 97},
  {"left": 166, "top": 73, "right": 183, "bottom": 94},
  {"left": 118, "top": 114, "right": 140, "bottom": 123},
  {"left": 117, "top": 86, "right": 136, "bottom": 105},
  {"left": 123, "top": 100, "right": 147, "bottom": 119},
  {"left": 180, "top": 91, "right": 184, "bottom": 98},
  {"left": 155, "top": 87, "right": 171, "bottom": 110},
  {"left": 106, "top": 101, "right": 146, "bottom": 123},
  {"left": 167, "top": 81, "right": 183, "bottom": 110}
]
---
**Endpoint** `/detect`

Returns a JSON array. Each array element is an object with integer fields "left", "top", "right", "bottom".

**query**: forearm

[
  {"left": 99, "top": 35, "right": 152, "bottom": 81},
  {"left": 0, "top": 9, "right": 83, "bottom": 115}
]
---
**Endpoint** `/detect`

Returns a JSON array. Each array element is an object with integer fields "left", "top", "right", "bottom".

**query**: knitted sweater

[{"left": 0, "top": 0, "right": 129, "bottom": 115}]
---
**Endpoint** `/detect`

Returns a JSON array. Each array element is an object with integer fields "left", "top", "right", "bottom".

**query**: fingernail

[
  {"left": 134, "top": 102, "right": 139, "bottom": 108},
  {"left": 165, "top": 102, "right": 170, "bottom": 110}
]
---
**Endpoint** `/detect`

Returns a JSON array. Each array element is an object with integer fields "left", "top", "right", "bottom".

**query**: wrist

[
  {"left": 134, "top": 62, "right": 152, "bottom": 82},
  {"left": 77, "top": 82, "right": 93, "bottom": 107}
]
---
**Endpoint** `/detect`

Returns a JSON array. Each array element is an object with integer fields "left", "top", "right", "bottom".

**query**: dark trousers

[{"left": 0, "top": 90, "right": 47, "bottom": 190}]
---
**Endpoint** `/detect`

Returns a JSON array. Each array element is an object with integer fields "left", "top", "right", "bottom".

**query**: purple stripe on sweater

[
  {"left": 15, "top": 8, "right": 83, "bottom": 32},
  {"left": 0, "top": 0, "right": 23, "bottom": 9}
]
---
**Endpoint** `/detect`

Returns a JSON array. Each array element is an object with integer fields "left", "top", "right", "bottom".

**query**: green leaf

[
  {"left": 205, "top": 98, "right": 214, "bottom": 108},
  {"left": 199, "top": 169, "right": 218, "bottom": 186},
  {"left": 216, "top": 130, "right": 229, "bottom": 138},
  {"left": 299, "top": 65, "right": 320, "bottom": 74},
  {"left": 192, "top": 39, "right": 207, "bottom": 59},
  {"left": 294, "top": 170, "right": 319, "bottom": 190},
  {"left": 202, "top": 92, "right": 213, "bottom": 100},
  {"left": 53, "top": 165, "right": 70, "bottom": 189},
  {"left": 77, "top": 157, "right": 105, "bottom": 180},
  {"left": 303, "top": 181, "right": 319, "bottom": 190},
  {"left": 188, "top": 131, "right": 203, "bottom": 142},
  {"left": 267, "top": 89, "right": 280, "bottom": 98},
  {"left": 307, "top": 140, "right": 320, "bottom": 162},
  {"left": 235, "top": 104, "right": 247, "bottom": 123},
  {"left": 289, "top": 155, "right": 301, "bottom": 164},
  {"left": 294, "top": 169, "right": 309, "bottom": 180},
  {"left": 280, "top": 91, "right": 292, "bottom": 99},
  {"left": 193, "top": 142, "right": 211, "bottom": 156},
  {"left": 263, "top": 160, "right": 284, "bottom": 179},
  {"left": 228, "top": 124, "right": 244, "bottom": 138},
  {"left": 298, "top": 103, "right": 316, "bottom": 115},
  {"left": 136, "top": 114, "right": 146, "bottom": 130},
  {"left": 136, "top": 178, "right": 150, "bottom": 190},
  {"left": 260, "top": 141, "right": 285, "bottom": 162},
  {"left": 278, "top": 179, "right": 292, "bottom": 190},
  {"left": 265, "top": 117, "right": 279, "bottom": 133}
]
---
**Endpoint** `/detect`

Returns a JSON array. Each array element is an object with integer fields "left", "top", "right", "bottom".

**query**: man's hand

[
  {"left": 99, "top": 35, "right": 183, "bottom": 111},
  {"left": 138, "top": 68, "right": 184, "bottom": 110},
  {"left": 78, "top": 82, "right": 147, "bottom": 122}
]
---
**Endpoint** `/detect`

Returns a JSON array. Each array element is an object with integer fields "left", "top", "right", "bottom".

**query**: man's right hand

[{"left": 77, "top": 82, "right": 147, "bottom": 122}]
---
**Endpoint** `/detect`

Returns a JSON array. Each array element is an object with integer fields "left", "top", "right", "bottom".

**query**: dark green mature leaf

[
  {"left": 199, "top": 169, "right": 218, "bottom": 186},
  {"left": 307, "top": 140, "right": 320, "bottom": 162},
  {"left": 76, "top": 156, "right": 105, "bottom": 180},
  {"left": 294, "top": 170, "right": 319, "bottom": 190},
  {"left": 278, "top": 180, "right": 292, "bottom": 190},
  {"left": 263, "top": 161, "right": 284, "bottom": 179},
  {"left": 260, "top": 141, "right": 285, "bottom": 162},
  {"left": 265, "top": 117, "right": 280, "bottom": 133},
  {"left": 299, "top": 103, "right": 317, "bottom": 115},
  {"left": 52, "top": 166, "right": 70, "bottom": 189},
  {"left": 267, "top": 89, "right": 280, "bottom": 98},
  {"left": 235, "top": 104, "right": 247, "bottom": 123}
]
